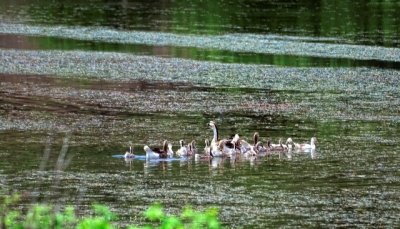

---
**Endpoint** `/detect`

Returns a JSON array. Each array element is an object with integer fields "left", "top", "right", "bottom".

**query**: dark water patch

[{"left": 0, "top": 73, "right": 197, "bottom": 91}]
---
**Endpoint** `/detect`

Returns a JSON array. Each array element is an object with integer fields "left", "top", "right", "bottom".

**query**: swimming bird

[
  {"left": 270, "top": 138, "right": 283, "bottom": 148},
  {"left": 269, "top": 138, "right": 290, "bottom": 152},
  {"left": 144, "top": 140, "right": 169, "bottom": 160},
  {"left": 195, "top": 139, "right": 213, "bottom": 160},
  {"left": 176, "top": 140, "right": 191, "bottom": 157},
  {"left": 209, "top": 140, "right": 225, "bottom": 157},
  {"left": 236, "top": 132, "right": 261, "bottom": 155},
  {"left": 124, "top": 146, "right": 135, "bottom": 159},
  {"left": 188, "top": 140, "right": 198, "bottom": 155},
  {"left": 254, "top": 141, "right": 270, "bottom": 156},
  {"left": 294, "top": 137, "right": 317, "bottom": 151},
  {"left": 204, "top": 139, "right": 211, "bottom": 155},
  {"left": 285, "top": 138, "right": 293, "bottom": 150},
  {"left": 208, "top": 121, "right": 232, "bottom": 157},
  {"left": 167, "top": 143, "right": 174, "bottom": 158}
]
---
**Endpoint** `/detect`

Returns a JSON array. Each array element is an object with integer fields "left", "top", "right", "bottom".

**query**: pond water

[{"left": 1, "top": 0, "right": 400, "bottom": 228}]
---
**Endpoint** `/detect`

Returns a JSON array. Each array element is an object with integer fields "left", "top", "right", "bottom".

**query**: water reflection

[
  {"left": 136, "top": 150, "right": 311, "bottom": 174},
  {"left": 292, "top": 148, "right": 318, "bottom": 160},
  {"left": 124, "top": 157, "right": 134, "bottom": 169},
  {"left": 1, "top": 0, "right": 399, "bottom": 47},
  {"left": 310, "top": 148, "right": 316, "bottom": 160}
]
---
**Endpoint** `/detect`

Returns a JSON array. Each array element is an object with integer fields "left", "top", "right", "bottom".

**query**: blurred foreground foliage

[{"left": 0, "top": 193, "right": 221, "bottom": 229}]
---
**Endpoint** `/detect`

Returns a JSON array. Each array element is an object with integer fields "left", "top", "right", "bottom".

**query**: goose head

[
  {"left": 143, "top": 145, "right": 152, "bottom": 153},
  {"left": 208, "top": 121, "right": 216, "bottom": 129}
]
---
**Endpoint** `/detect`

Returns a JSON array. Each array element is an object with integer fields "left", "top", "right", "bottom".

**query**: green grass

[{"left": 0, "top": 194, "right": 221, "bottom": 229}]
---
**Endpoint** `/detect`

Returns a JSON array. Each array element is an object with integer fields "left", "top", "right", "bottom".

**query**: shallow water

[{"left": 1, "top": 0, "right": 400, "bottom": 228}]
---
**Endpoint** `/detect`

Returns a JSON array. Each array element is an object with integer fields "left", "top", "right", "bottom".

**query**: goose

[
  {"left": 207, "top": 121, "right": 235, "bottom": 157},
  {"left": 231, "top": 133, "right": 249, "bottom": 154},
  {"left": 270, "top": 138, "right": 283, "bottom": 148},
  {"left": 274, "top": 138, "right": 294, "bottom": 151},
  {"left": 176, "top": 140, "right": 190, "bottom": 157},
  {"left": 210, "top": 140, "right": 225, "bottom": 157},
  {"left": 204, "top": 139, "right": 211, "bottom": 154},
  {"left": 233, "top": 132, "right": 259, "bottom": 156},
  {"left": 195, "top": 139, "right": 213, "bottom": 160},
  {"left": 294, "top": 137, "right": 317, "bottom": 151},
  {"left": 167, "top": 143, "right": 174, "bottom": 158},
  {"left": 285, "top": 138, "right": 293, "bottom": 150},
  {"left": 220, "top": 139, "right": 237, "bottom": 157},
  {"left": 188, "top": 140, "right": 198, "bottom": 155},
  {"left": 124, "top": 146, "right": 135, "bottom": 159},
  {"left": 144, "top": 140, "right": 169, "bottom": 160},
  {"left": 269, "top": 138, "right": 290, "bottom": 152},
  {"left": 254, "top": 141, "right": 270, "bottom": 156}
]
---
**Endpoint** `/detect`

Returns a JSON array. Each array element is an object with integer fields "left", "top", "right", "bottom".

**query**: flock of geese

[{"left": 124, "top": 121, "right": 317, "bottom": 160}]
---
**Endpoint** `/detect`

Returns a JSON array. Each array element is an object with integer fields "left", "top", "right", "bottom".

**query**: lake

[{"left": 1, "top": 0, "right": 400, "bottom": 227}]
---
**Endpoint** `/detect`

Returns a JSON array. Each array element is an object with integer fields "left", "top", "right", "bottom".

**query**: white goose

[
  {"left": 144, "top": 140, "right": 169, "bottom": 160},
  {"left": 294, "top": 137, "right": 317, "bottom": 151},
  {"left": 207, "top": 121, "right": 236, "bottom": 157},
  {"left": 176, "top": 140, "right": 190, "bottom": 157},
  {"left": 167, "top": 143, "right": 174, "bottom": 158}
]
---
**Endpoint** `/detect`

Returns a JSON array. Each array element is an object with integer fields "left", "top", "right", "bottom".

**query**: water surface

[{"left": 0, "top": 0, "right": 400, "bottom": 228}]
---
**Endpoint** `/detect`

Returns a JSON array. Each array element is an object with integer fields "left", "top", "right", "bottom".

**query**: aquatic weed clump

[{"left": 0, "top": 194, "right": 221, "bottom": 229}]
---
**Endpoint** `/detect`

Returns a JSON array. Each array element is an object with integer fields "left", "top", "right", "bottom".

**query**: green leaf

[
  {"left": 93, "top": 204, "right": 116, "bottom": 221},
  {"left": 5, "top": 210, "right": 20, "bottom": 227},
  {"left": 77, "top": 217, "right": 113, "bottom": 229},
  {"left": 161, "top": 216, "right": 183, "bottom": 229},
  {"left": 144, "top": 203, "right": 164, "bottom": 221},
  {"left": 181, "top": 206, "right": 194, "bottom": 219}
]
